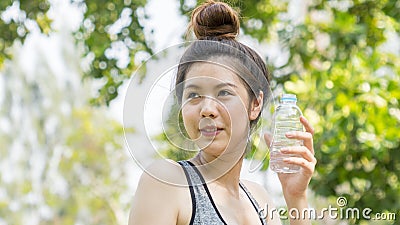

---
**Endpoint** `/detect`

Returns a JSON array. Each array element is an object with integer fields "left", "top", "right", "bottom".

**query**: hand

[{"left": 264, "top": 116, "right": 317, "bottom": 198}]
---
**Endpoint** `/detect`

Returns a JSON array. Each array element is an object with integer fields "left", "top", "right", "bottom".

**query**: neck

[
  {"left": 191, "top": 144, "right": 247, "bottom": 195},
  {"left": 215, "top": 156, "right": 244, "bottom": 194}
]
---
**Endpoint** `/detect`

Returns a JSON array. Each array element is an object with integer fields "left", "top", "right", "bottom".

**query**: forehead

[{"left": 184, "top": 62, "right": 242, "bottom": 86}]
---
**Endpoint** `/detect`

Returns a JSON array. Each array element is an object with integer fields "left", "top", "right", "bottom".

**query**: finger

[
  {"left": 281, "top": 146, "right": 316, "bottom": 163},
  {"left": 285, "top": 131, "right": 314, "bottom": 155},
  {"left": 283, "top": 156, "right": 316, "bottom": 176},
  {"left": 300, "top": 116, "right": 314, "bottom": 136},
  {"left": 263, "top": 132, "right": 273, "bottom": 147}
]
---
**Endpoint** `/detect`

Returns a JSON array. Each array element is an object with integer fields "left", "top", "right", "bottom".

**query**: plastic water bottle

[{"left": 270, "top": 94, "right": 304, "bottom": 173}]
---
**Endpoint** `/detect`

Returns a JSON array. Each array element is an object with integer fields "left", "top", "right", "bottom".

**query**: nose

[{"left": 200, "top": 96, "right": 219, "bottom": 118}]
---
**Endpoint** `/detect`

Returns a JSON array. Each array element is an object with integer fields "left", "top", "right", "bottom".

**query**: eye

[
  {"left": 218, "top": 90, "right": 232, "bottom": 97},
  {"left": 187, "top": 92, "right": 201, "bottom": 99}
]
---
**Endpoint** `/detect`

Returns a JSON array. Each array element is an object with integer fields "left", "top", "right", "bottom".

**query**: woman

[{"left": 129, "top": 1, "right": 316, "bottom": 224}]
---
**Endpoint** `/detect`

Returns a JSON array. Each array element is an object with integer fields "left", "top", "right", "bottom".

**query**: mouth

[{"left": 199, "top": 125, "right": 223, "bottom": 137}]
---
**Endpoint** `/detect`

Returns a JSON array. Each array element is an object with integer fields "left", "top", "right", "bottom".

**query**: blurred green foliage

[
  {"left": 79, "top": 0, "right": 151, "bottom": 105},
  {"left": 0, "top": 0, "right": 150, "bottom": 224},
  {"left": 0, "top": 1, "right": 50, "bottom": 67},
  {"left": 0, "top": 0, "right": 151, "bottom": 105}
]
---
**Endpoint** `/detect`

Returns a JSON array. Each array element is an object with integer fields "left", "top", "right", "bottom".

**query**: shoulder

[
  {"left": 139, "top": 159, "right": 187, "bottom": 186},
  {"left": 129, "top": 159, "right": 189, "bottom": 225},
  {"left": 133, "top": 159, "right": 190, "bottom": 201}
]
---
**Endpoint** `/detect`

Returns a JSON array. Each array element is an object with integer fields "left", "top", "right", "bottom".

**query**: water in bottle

[{"left": 270, "top": 94, "right": 304, "bottom": 173}]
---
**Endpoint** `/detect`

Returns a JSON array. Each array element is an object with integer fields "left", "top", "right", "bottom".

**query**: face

[{"left": 180, "top": 62, "right": 262, "bottom": 158}]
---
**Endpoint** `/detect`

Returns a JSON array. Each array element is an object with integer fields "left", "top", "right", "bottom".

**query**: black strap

[
  {"left": 182, "top": 161, "right": 228, "bottom": 225},
  {"left": 239, "top": 181, "right": 268, "bottom": 225},
  {"left": 177, "top": 161, "right": 196, "bottom": 225}
]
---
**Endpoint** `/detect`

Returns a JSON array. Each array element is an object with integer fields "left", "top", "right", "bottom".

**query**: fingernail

[
  {"left": 286, "top": 131, "right": 295, "bottom": 137},
  {"left": 280, "top": 148, "right": 289, "bottom": 153},
  {"left": 283, "top": 158, "right": 291, "bottom": 163}
]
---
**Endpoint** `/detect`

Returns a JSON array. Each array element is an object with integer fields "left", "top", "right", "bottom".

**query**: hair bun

[{"left": 190, "top": 0, "right": 240, "bottom": 40}]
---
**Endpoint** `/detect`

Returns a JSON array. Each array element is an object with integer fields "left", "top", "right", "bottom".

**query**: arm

[
  {"left": 129, "top": 162, "right": 181, "bottom": 225},
  {"left": 264, "top": 116, "right": 316, "bottom": 225},
  {"left": 283, "top": 194, "right": 310, "bottom": 225},
  {"left": 278, "top": 116, "right": 316, "bottom": 225}
]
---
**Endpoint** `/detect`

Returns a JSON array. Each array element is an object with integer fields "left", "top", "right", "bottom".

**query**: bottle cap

[{"left": 281, "top": 94, "right": 297, "bottom": 102}]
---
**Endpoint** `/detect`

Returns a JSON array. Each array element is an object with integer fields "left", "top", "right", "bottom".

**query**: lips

[{"left": 199, "top": 125, "right": 223, "bottom": 137}]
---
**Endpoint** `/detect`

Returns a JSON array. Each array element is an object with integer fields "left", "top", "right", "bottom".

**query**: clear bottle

[{"left": 270, "top": 94, "right": 304, "bottom": 173}]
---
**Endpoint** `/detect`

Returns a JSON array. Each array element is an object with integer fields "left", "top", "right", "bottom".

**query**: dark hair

[
  {"left": 176, "top": 0, "right": 271, "bottom": 129},
  {"left": 188, "top": 0, "right": 239, "bottom": 40}
]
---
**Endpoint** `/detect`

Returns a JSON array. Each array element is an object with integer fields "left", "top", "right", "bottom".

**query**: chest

[{"left": 177, "top": 184, "right": 264, "bottom": 225}]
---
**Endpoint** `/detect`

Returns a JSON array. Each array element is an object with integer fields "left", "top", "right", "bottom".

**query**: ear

[{"left": 249, "top": 91, "right": 263, "bottom": 120}]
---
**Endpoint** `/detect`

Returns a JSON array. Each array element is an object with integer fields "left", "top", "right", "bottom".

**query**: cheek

[
  {"left": 181, "top": 107, "right": 197, "bottom": 134},
  {"left": 224, "top": 101, "right": 250, "bottom": 130},
  {"left": 224, "top": 99, "right": 249, "bottom": 120}
]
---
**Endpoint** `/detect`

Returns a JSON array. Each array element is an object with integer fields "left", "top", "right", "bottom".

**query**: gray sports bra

[{"left": 178, "top": 161, "right": 267, "bottom": 225}]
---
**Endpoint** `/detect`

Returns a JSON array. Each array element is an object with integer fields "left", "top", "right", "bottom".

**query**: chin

[{"left": 198, "top": 143, "right": 227, "bottom": 154}]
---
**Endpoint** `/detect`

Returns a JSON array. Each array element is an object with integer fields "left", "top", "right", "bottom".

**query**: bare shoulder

[
  {"left": 141, "top": 159, "right": 186, "bottom": 185},
  {"left": 129, "top": 159, "right": 188, "bottom": 225}
]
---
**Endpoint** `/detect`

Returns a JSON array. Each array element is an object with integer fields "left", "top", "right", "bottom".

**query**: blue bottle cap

[{"left": 281, "top": 94, "right": 297, "bottom": 101}]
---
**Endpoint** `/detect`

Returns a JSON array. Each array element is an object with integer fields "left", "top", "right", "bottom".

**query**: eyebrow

[{"left": 184, "top": 82, "right": 238, "bottom": 90}]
